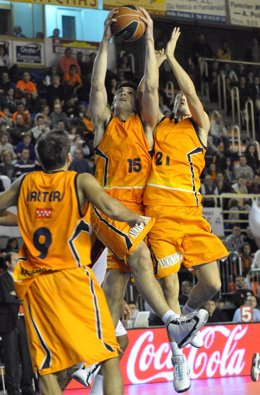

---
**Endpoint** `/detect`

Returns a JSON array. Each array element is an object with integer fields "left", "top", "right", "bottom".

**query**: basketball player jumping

[{"left": 142, "top": 19, "right": 229, "bottom": 392}]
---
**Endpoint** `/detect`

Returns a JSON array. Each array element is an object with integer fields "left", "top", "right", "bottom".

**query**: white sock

[
  {"left": 182, "top": 304, "right": 198, "bottom": 316},
  {"left": 90, "top": 374, "right": 103, "bottom": 395},
  {"left": 162, "top": 310, "right": 179, "bottom": 325},
  {"left": 170, "top": 341, "right": 183, "bottom": 357}
]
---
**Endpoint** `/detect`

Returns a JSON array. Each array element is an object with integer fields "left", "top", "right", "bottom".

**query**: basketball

[{"left": 111, "top": 5, "right": 146, "bottom": 42}]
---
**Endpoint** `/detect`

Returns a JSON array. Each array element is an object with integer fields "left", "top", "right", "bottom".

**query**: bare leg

[
  {"left": 186, "top": 261, "right": 221, "bottom": 309},
  {"left": 39, "top": 374, "right": 62, "bottom": 395},
  {"left": 101, "top": 357, "right": 123, "bottom": 395},
  {"left": 159, "top": 273, "right": 181, "bottom": 342},
  {"left": 57, "top": 366, "right": 78, "bottom": 391},
  {"left": 102, "top": 270, "right": 130, "bottom": 326},
  {"left": 127, "top": 242, "right": 173, "bottom": 318}
]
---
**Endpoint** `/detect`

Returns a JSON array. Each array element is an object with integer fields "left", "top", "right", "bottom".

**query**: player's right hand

[
  {"left": 166, "top": 27, "right": 181, "bottom": 59},
  {"left": 103, "top": 9, "right": 117, "bottom": 40}
]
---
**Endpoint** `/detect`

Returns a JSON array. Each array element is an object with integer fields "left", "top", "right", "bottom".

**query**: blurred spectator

[
  {"left": 0, "top": 131, "right": 15, "bottom": 157},
  {"left": 0, "top": 150, "right": 15, "bottom": 179},
  {"left": 0, "top": 45, "right": 11, "bottom": 72},
  {"left": 70, "top": 134, "right": 90, "bottom": 158},
  {"left": 0, "top": 71, "right": 13, "bottom": 94},
  {"left": 179, "top": 280, "right": 192, "bottom": 306},
  {"left": 50, "top": 103, "right": 68, "bottom": 129},
  {"left": 0, "top": 252, "right": 35, "bottom": 395},
  {"left": 234, "top": 156, "right": 254, "bottom": 181},
  {"left": 31, "top": 115, "right": 50, "bottom": 141},
  {"left": 216, "top": 40, "right": 232, "bottom": 60},
  {"left": 227, "top": 198, "right": 250, "bottom": 230},
  {"left": 76, "top": 51, "right": 88, "bottom": 82},
  {"left": 5, "top": 237, "right": 19, "bottom": 253},
  {"left": 244, "top": 227, "right": 259, "bottom": 253},
  {"left": 63, "top": 64, "right": 82, "bottom": 98},
  {"left": 9, "top": 113, "right": 29, "bottom": 146},
  {"left": 215, "top": 297, "right": 229, "bottom": 321},
  {"left": 233, "top": 295, "right": 260, "bottom": 322},
  {"left": 35, "top": 104, "right": 52, "bottom": 129},
  {"left": 16, "top": 71, "right": 38, "bottom": 106},
  {"left": 12, "top": 101, "right": 31, "bottom": 128},
  {"left": 12, "top": 148, "right": 35, "bottom": 179},
  {"left": 46, "top": 75, "right": 65, "bottom": 109},
  {"left": 1, "top": 87, "right": 16, "bottom": 113},
  {"left": 215, "top": 172, "right": 232, "bottom": 194},
  {"left": 231, "top": 275, "right": 255, "bottom": 307},
  {"left": 15, "top": 132, "right": 35, "bottom": 161},
  {"left": 63, "top": 96, "right": 78, "bottom": 119},
  {"left": 244, "top": 38, "right": 260, "bottom": 63},
  {"left": 248, "top": 174, "right": 260, "bottom": 194},
  {"left": 201, "top": 174, "right": 218, "bottom": 207},
  {"left": 225, "top": 225, "right": 245, "bottom": 253},
  {"left": 12, "top": 25, "right": 26, "bottom": 37},
  {"left": 223, "top": 157, "right": 235, "bottom": 182},
  {"left": 204, "top": 299, "right": 229, "bottom": 323},
  {"left": 240, "top": 242, "right": 254, "bottom": 276},
  {"left": 49, "top": 28, "right": 61, "bottom": 41},
  {"left": 69, "top": 148, "right": 93, "bottom": 174},
  {"left": 191, "top": 33, "right": 213, "bottom": 87},
  {"left": 244, "top": 143, "right": 259, "bottom": 171},
  {"left": 232, "top": 175, "right": 248, "bottom": 194},
  {"left": 44, "top": 65, "right": 60, "bottom": 86},
  {"left": 221, "top": 63, "right": 238, "bottom": 85},
  {"left": 58, "top": 47, "right": 80, "bottom": 75}
]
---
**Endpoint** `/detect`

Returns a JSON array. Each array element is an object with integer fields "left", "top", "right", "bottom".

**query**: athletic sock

[
  {"left": 162, "top": 310, "right": 179, "bottom": 325},
  {"left": 182, "top": 304, "right": 198, "bottom": 316},
  {"left": 90, "top": 374, "right": 103, "bottom": 395},
  {"left": 170, "top": 341, "right": 183, "bottom": 357}
]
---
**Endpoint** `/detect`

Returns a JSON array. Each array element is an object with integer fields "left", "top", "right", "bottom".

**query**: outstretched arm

[
  {"left": 166, "top": 28, "right": 210, "bottom": 134},
  {"left": 89, "top": 10, "right": 116, "bottom": 147},
  {"left": 78, "top": 173, "right": 146, "bottom": 227},
  {"left": 140, "top": 8, "right": 160, "bottom": 129},
  {"left": 0, "top": 176, "right": 24, "bottom": 213},
  {"left": 0, "top": 210, "right": 18, "bottom": 226}
]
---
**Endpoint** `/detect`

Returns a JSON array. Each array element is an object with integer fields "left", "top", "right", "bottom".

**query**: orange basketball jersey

[
  {"left": 17, "top": 171, "right": 92, "bottom": 273},
  {"left": 95, "top": 114, "right": 152, "bottom": 205},
  {"left": 144, "top": 117, "right": 206, "bottom": 207}
]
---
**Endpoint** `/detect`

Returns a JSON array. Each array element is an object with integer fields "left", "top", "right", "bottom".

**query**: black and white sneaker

[
  {"left": 251, "top": 353, "right": 260, "bottom": 382},
  {"left": 167, "top": 309, "right": 209, "bottom": 349},
  {"left": 71, "top": 363, "right": 101, "bottom": 387}
]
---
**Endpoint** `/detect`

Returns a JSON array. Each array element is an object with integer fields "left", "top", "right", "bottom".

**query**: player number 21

[{"left": 155, "top": 151, "right": 171, "bottom": 166}]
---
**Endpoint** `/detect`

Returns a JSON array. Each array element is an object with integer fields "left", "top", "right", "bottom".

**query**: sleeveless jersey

[
  {"left": 17, "top": 170, "right": 92, "bottom": 273},
  {"left": 144, "top": 117, "right": 206, "bottom": 207},
  {"left": 95, "top": 114, "right": 151, "bottom": 205}
]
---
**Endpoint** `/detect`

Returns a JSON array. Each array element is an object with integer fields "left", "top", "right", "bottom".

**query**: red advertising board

[{"left": 67, "top": 323, "right": 260, "bottom": 389}]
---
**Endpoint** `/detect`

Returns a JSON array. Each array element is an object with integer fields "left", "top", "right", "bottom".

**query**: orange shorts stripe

[
  {"left": 16, "top": 266, "right": 119, "bottom": 375},
  {"left": 145, "top": 205, "right": 229, "bottom": 279},
  {"left": 90, "top": 205, "right": 155, "bottom": 265}
]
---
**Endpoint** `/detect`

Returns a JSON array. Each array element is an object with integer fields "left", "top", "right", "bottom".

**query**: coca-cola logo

[{"left": 126, "top": 325, "right": 249, "bottom": 384}]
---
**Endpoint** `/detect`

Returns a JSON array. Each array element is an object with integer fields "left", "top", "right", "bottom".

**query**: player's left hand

[
  {"left": 166, "top": 27, "right": 181, "bottom": 59},
  {"left": 139, "top": 7, "right": 153, "bottom": 39},
  {"left": 121, "top": 300, "right": 132, "bottom": 320},
  {"left": 155, "top": 49, "right": 166, "bottom": 67}
]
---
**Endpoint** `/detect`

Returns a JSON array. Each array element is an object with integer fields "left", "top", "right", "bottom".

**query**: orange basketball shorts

[
  {"left": 145, "top": 205, "right": 229, "bottom": 279},
  {"left": 15, "top": 266, "right": 120, "bottom": 375},
  {"left": 90, "top": 203, "right": 155, "bottom": 270}
]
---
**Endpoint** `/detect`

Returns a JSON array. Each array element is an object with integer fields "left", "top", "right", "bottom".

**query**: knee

[
  {"left": 206, "top": 278, "right": 222, "bottom": 298},
  {"left": 128, "top": 243, "right": 152, "bottom": 272}
]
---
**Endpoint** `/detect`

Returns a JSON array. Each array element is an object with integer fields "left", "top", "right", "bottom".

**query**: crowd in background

[{"left": 0, "top": 32, "right": 259, "bottom": 327}]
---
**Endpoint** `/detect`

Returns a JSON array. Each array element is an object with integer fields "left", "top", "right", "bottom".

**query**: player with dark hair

[{"left": 0, "top": 129, "right": 152, "bottom": 395}]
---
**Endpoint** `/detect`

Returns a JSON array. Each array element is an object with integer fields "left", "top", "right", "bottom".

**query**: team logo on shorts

[
  {"left": 159, "top": 252, "right": 183, "bottom": 268},
  {"left": 129, "top": 216, "right": 150, "bottom": 238}
]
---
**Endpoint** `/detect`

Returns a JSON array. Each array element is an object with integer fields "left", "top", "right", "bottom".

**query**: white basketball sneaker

[
  {"left": 72, "top": 363, "right": 100, "bottom": 387},
  {"left": 251, "top": 353, "right": 260, "bottom": 382},
  {"left": 172, "top": 355, "right": 190, "bottom": 393},
  {"left": 167, "top": 309, "right": 209, "bottom": 349},
  {"left": 190, "top": 330, "right": 203, "bottom": 348}
]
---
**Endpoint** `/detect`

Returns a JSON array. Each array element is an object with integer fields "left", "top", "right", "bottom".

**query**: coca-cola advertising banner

[
  {"left": 67, "top": 323, "right": 259, "bottom": 389},
  {"left": 120, "top": 323, "right": 258, "bottom": 384}
]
